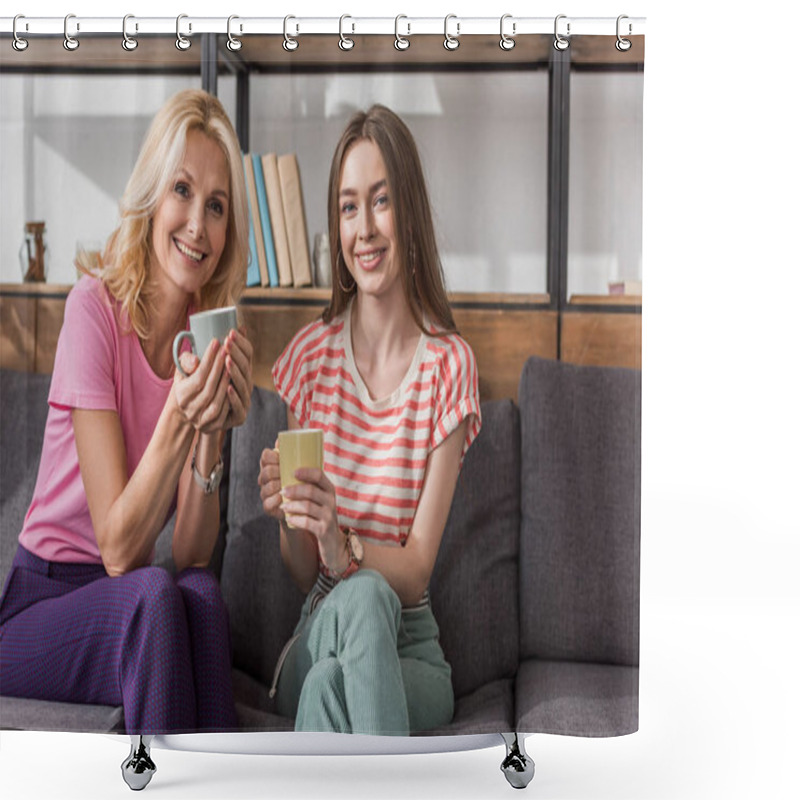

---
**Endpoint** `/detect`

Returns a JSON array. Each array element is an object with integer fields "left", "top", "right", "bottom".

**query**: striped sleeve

[
  {"left": 430, "top": 334, "right": 482, "bottom": 459},
  {"left": 271, "top": 320, "right": 326, "bottom": 427}
]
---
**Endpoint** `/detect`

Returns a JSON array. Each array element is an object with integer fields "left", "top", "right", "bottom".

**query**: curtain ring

[
  {"left": 339, "top": 15, "right": 354, "bottom": 51},
  {"left": 227, "top": 15, "right": 242, "bottom": 51},
  {"left": 122, "top": 15, "right": 138, "bottom": 51},
  {"left": 63, "top": 14, "right": 79, "bottom": 51},
  {"left": 443, "top": 14, "right": 460, "bottom": 51},
  {"left": 615, "top": 15, "right": 632, "bottom": 52},
  {"left": 394, "top": 15, "right": 410, "bottom": 51},
  {"left": 176, "top": 14, "right": 191, "bottom": 51},
  {"left": 283, "top": 15, "right": 299, "bottom": 51},
  {"left": 499, "top": 14, "right": 516, "bottom": 51},
  {"left": 553, "top": 14, "right": 570, "bottom": 51},
  {"left": 12, "top": 15, "right": 29, "bottom": 52}
]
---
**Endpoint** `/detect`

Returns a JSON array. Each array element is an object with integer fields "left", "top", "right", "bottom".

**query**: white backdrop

[{"left": 2, "top": 1, "right": 798, "bottom": 799}]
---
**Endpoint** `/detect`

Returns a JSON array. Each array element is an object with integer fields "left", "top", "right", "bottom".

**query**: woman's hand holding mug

[{"left": 172, "top": 306, "right": 252, "bottom": 434}]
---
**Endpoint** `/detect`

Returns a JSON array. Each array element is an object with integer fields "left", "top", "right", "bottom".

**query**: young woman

[
  {"left": 258, "top": 105, "right": 481, "bottom": 735},
  {"left": 0, "top": 89, "right": 253, "bottom": 734}
]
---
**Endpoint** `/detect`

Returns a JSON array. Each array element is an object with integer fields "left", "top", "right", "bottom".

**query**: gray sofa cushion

[
  {"left": 221, "top": 386, "right": 305, "bottom": 694},
  {"left": 430, "top": 399, "right": 520, "bottom": 700},
  {"left": 518, "top": 357, "right": 640, "bottom": 666},
  {"left": 0, "top": 695, "right": 125, "bottom": 733},
  {"left": 0, "top": 370, "right": 51, "bottom": 590},
  {"left": 515, "top": 659, "right": 638, "bottom": 737},
  {"left": 422, "top": 678, "right": 515, "bottom": 736}
]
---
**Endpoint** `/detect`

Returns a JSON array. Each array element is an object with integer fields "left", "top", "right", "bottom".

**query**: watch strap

[
  {"left": 191, "top": 445, "right": 224, "bottom": 495},
  {"left": 337, "top": 527, "right": 362, "bottom": 579}
]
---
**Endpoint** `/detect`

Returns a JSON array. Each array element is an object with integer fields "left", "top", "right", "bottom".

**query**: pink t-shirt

[{"left": 18, "top": 276, "right": 176, "bottom": 564}]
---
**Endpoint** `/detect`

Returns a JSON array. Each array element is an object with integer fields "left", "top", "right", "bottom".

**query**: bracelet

[{"left": 331, "top": 526, "right": 364, "bottom": 580}]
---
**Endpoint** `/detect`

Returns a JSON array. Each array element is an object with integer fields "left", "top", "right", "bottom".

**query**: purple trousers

[{"left": 0, "top": 545, "right": 238, "bottom": 734}]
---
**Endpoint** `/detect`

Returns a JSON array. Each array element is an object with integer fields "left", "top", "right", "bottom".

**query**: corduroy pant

[
  {"left": 275, "top": 568, "right": 454, "bottom": 735},
  {"left": 0, "top": 545, "right": 237, "bottom": 734}
]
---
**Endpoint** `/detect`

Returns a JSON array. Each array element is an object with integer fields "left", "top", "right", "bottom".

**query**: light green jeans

[{"left": 275, "top": 569, "right": 454, "bottom": 735}]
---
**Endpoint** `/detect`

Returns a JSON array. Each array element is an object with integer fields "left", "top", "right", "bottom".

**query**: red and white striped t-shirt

[{"left": 272, "top": 302, "right": 481, "bottom": 553}]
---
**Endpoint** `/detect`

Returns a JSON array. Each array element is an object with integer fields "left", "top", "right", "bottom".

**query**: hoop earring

[{"left": 337, "top": 252, "right": 355, "bottom": 293}]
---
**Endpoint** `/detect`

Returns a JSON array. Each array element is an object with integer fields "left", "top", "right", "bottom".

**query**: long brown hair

[
  {"left": 323, "top": 104, "right": 456, "bottom": 334},
  {"left": 77, "top": 89, "right": 248, "bottom": 338}
]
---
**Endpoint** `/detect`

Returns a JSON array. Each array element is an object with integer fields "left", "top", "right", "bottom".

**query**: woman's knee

[
  {"left": 297, "top": 657, "right": 348, "bottom": 730},
  {"left": 304, "top": 656, "right": 345, "bottom": 694},
  {"left": 175, "top": 567, "right": 223, "bottom": 605},
  {"left": 330, "top": 569, "right": 400, "bottom": 617},
  {"left": 123, "top": 567, "right": 185, "bottom": 628}
]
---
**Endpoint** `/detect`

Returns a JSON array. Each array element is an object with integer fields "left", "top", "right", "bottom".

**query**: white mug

[{"left": 172, "top": 306, "right": 238, "bottom": 377}]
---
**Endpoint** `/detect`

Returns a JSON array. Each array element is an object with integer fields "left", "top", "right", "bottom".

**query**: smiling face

[
  {"left": 338, "top": 138, "right": 403, "bottom": 303},
  {"left": 150, "top": 128, "right": 230, "bottom": 302}
]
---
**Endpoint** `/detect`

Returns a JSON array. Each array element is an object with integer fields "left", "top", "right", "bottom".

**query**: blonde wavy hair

[{"left": 77, "top": 89, "right": 248, "bottom": 338}]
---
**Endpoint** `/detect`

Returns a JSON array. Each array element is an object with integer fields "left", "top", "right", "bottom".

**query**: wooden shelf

[
  {"left": 0, "top": 282, "right": 73, "bottom": 296},
  {"left": 569, "top": 294, "right": 642, "bottom": 307},
  {"left": 0, "top": 33, "right": 643, "bottom": 73},
  {"left": 240, "top": 287, "right": 550, "bottom": 308},
  {"left": 0, "top": 35, "right": 202, "bottom": 72}
]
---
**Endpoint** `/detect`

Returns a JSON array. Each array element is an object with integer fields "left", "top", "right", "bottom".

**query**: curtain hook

[
  {"left": 616, "top": 15, "right": 632, "bottom": 52},
  {"left": 63, "top": 13, "right": 79, "bottom": 51},
  {"left": 227, "top": 15, "right": 242, "bottom": 51},
  {"left": 12, "top": 15, "right": 29, "bottom": 52},
  {"left": 394, "top": 15, "right": 410, "bottom": 51},
  {"left": 443, "top": 14, "right": 460, "bottom": 51},
  {"left": 122, "top": 15, "right": 138, "bottom": 51},
  {"left": 500, "top": 14, "right": 516, "bottom": 51},
  {"left": 175, "top": 14, "right": 191, "bottom": 51},
  {"left": 553, "top": 14, "right": 570, "bottom": 51},
  {"left": 283, "top": 15, "right": 299, "bottom": 51},
  {"left": 339, "top": 14, "right": 355, "bottom": 51}
]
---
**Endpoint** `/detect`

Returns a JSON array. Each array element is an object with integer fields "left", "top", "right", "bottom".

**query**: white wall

[
  {"left": 569, "top": 71, "right": 644, "bottom": 296},
  {"left": 1, "top": 75, "right": 198, "bottom": 285}
]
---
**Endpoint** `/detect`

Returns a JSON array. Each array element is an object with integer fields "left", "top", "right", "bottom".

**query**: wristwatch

[
  {"left": 337, "top": 527, "right": 364, "bottom": 579},
  {"left": 191, "top": 445, "right": 224, "bottom": 495}
]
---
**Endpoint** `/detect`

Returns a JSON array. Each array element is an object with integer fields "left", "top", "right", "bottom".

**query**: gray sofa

[{"left": 0, "top": 356, "right": 640, "bottom": 744}]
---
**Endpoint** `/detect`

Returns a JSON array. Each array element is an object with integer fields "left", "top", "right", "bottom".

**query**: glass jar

[{"left": 19, "top": 221, "right": 48, "bottom": 282}]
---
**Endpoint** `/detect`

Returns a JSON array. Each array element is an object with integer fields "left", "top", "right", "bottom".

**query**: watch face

[{"left": 209, "top": 463, "right": 223, "bottom": 491}]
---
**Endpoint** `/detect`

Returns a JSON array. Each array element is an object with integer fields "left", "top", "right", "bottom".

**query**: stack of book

[{"left": 242, "top": 152, "right": 314, "bottom": 288}]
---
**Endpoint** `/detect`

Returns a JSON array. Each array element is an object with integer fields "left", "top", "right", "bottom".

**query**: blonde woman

[
  {"left": 0, "top": 89, "right": 252, "bottom": 735},
  {"left": 259, "top": 105, "right": 481, "bottom": 735}
]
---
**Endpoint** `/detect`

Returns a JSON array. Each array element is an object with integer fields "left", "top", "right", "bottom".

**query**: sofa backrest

[
  {"left": 221, "top": 386, "right": 306, "bottom": 690},
  {"left": 430, "top": 398, "right": 520, "bottom": 699},
  {"left": 0, "top": 369, "right": 51, "bottom": 590},
  {"left": 518, "top": 356, "right": 641, "bottom": 667}
]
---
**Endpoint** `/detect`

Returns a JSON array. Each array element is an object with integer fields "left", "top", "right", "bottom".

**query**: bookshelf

[{"left": 0, "top": 31, "right": 643, "bottom": 396}]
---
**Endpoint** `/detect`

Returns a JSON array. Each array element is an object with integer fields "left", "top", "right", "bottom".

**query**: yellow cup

[{"left": 278, "top": 429, "right": 324, "bottom": 528}]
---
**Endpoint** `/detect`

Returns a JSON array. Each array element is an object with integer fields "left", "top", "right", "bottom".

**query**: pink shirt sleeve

[{"left": 49, "top": 278, "right": 118, "bottom": 412}]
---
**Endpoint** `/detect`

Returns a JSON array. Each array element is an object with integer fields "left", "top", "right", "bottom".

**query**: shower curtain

[{"left": 0, "top": 8, "right": 643, "bottom": 786}]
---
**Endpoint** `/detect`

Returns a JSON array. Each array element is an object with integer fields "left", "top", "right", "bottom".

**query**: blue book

[
  {"left": 251, "top": 155, "right": 280, "bottom": 288},
  {"left": 243, "top": 155, "right": 260, "bottom": 287}
]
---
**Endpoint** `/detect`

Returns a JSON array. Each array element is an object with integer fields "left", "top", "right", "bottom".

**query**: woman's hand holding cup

[
  {"left": 258, "top": 442, "right": 285, "bottom": 522},
  {"left": 221, "top": 326, "right": 253, "bottom": 430},
  {"left": 172, "top": 336, "right": 231, "bottom": 434}
]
